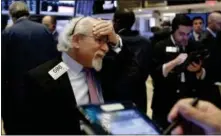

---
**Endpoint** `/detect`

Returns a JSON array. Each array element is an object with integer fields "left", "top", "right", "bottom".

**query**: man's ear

[{"left": 72, "top": 34, "right": 81, "bottom": 49}]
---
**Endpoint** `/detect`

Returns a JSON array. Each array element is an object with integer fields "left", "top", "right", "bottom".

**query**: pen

[{"left": 162, "top": 98, "right": 199, "bottom": 135}]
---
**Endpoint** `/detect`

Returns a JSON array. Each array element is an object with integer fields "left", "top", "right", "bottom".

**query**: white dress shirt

[
  {"left": 61, "top": 37, "right": 123, "bottom": 105},
  {"left": 207, "top": 27, "right": 217, "bottom": 38},
  {"left": 62, "top": 52, "right": 89, "bottom": 106},
  {"left": 193, "top": 31, "right": 200, "bottom": 41}
]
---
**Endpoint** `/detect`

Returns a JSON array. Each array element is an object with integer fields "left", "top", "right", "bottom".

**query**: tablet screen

[{"left": 83, "top": 106, "right": 160, "bottom": 134}]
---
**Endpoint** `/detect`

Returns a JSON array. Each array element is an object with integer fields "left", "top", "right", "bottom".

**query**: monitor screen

[
  {"left": 1, "top": 0, "right": 36, "bottom": 14},
  {"left": 56, "top": 20, "right": 70, "bottom": 33},
  {"left": 40, "top": 0, "right": 75, "bottom": 16},
  {"left": 93, "top": 0, "right": 117, "bottom": 14},
  {"left": 80, "top": 104, "right": 161, "bottom": 134}
]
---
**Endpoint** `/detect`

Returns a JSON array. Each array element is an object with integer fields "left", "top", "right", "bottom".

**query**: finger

[
  {"left": 171, "top": 126, "right": 184, "bottom": 135},
  {"left": 188, "top": 65, "right": 195, "bottom": 70},
  {"left": 192, "top": 62, "right": 199, "bottom": 67},
  {"left": 168, "top": 98, "right": 194, "bottom": 123},
  {"left": 93, "top": 27, "right": 111, "bottom": 35},
  {"left": 93, "top": 22, "right": 109, "bottom": 30},
  {"left": 178, "top": 103, "right": 208, "bottom": 129}
]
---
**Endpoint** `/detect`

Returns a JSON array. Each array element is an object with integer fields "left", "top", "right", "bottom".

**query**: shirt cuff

[
  {"left": 111, "top": 35, "right": 123, "bottom": 54},
  {"left": 198, "top": 68, "right": 206, "bottom": 80},
  {"left": 162, "top": 64, "right": 169, "bottom": 77}
]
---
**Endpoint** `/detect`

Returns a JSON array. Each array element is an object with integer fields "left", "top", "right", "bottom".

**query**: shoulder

[
  {"left": 121, "top": 35, "right": 151, "bottom": 45},
  {"left": 155, "top": 38, "right": 171, "bottom": 49},
  {"left": 27, "top": 58, "right": 62, "bottom": 84}
]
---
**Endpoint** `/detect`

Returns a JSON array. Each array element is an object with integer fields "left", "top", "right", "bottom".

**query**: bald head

[
  {"left": 208, "top": 12, "right": 221, "bottom": 32},
  {"left": 42, "top": 16, "right": 57, "bottom": 32}
]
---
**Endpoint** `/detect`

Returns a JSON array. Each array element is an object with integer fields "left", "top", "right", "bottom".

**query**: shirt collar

[
  {"left": 193, "top": 31, "right": 200, "bottom": 40},
  {"left": 207, "top": 27, "right": 217, "bottom": 38},
  {"left": 170, "top": 35, "right": 176, "bottom": 45},
  {"left": 62, "top": 52, "right": 83, "bottom": 76},
  {"left": 52, "top": 30, "right": 57, "bottom": 35},
  {"left": 15, "top": 16, "right": 28, "bottom": 24},
  {"left": 118, "top": 28, "right": 126, "bottom": 33},
  {"left": 170, "top": 35, "right": 185, "bottom": 51}
]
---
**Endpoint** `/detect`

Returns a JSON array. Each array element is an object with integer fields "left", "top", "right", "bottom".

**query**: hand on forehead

[{"left": 92, "top": 19, "right": 113, "bottom": 37}]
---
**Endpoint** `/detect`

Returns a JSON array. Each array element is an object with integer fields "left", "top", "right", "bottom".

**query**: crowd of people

[{"left": 1, "top": 1, "right": 221, "bottom": 135}]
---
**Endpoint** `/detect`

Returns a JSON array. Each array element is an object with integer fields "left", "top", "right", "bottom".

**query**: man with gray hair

[
  {"left": 22, "top": 17, "right": 124, "bottom": 134},
  {"left": 2, "top": 1, "right": 59, "bottom": 134}
]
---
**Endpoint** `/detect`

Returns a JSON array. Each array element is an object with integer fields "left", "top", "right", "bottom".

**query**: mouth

[{"left": 94, "top": 52, "right": 105, "bottom": 59}]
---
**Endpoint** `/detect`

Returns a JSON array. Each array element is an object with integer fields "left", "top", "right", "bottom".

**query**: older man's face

[{"left": 74, "top": 20, "right": 109, "bottom": 71}]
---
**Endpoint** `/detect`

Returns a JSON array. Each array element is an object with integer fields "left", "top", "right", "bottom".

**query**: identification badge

[
  {"left": 48, "top": 62, "right": 69, "bottom": 80},
  {"left": 166, "top": 46, "right": 178, "bottom": 53}
]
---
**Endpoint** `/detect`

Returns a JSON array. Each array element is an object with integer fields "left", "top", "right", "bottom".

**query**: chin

[{"left": 92, "top": 57, "right": 103, "bottom": 72}]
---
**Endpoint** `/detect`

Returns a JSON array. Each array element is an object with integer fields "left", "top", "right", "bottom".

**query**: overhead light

[{"left": 138, "top": 9, "right": 142, "bottom": 12}]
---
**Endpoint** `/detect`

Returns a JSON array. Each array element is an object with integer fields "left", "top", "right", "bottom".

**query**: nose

[{"left": 100, "top": 43, "right": 109, "bottom": 53}]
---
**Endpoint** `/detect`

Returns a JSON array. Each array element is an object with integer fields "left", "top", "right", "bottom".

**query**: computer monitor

[
  {"left": 56, "top": 19, "right": 70, "bottom": 33},
  {"left": 93, "top": 0, "right": 117, "bottom": 14},
  {"left": 1, "top": 0, "right": 37, "bottom": 15},
  {"left": 40, "top": 0, "right": 75, "bottom": 16}
]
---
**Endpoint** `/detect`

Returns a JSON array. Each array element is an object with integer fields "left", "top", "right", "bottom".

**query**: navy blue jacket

[{"left": 2, "top": 17, "right": 59, "bottom": 134}]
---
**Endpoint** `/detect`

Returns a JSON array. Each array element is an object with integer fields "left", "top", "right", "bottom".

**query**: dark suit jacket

[
  {"left": 23, "top": 58, "right": 82, "bottom": 134},
  {"left": 150, "top": 37, "right": 210, "bottom": 126},
  {"left": 2, "top": 18, "right": 59, "bottom": 134},
  {"left": 189, "top": 31, "right": 205, "bottom": 42},
  {"left": 113, "top": 30, "right": 152, "bottom": 112},
  {"left": 22, "top": 34, "right": 151, "bottom": 134},
  {"left": 200, "top": 29, "right": 221, "bottom": 83}
]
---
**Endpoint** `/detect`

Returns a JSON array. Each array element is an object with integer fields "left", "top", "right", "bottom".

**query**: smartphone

[{"left": 78, "top": 102, "right": 162, "bottom": 135}]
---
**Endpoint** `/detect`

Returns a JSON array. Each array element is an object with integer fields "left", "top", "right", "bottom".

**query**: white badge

[
  {"left": 166, "top": 46, "right": 178, "bottom": 53},
  {"left": 48, "top": 62, "right": 69, "bottom": 80}
]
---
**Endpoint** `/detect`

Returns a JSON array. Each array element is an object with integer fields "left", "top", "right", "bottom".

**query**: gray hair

[
  {"left": 57, "top": 17, "right": 95, "bottom": 52},
  {"left": 9, "top": 1, "right": 29, "bottom": 19}
]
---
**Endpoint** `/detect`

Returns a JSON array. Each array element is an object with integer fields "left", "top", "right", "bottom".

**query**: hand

[
  {"left": 168, "top": 98, "right": 221, "bottom": 135},
  {"left": 187, "top": 61, "right": 202, "bottom": 72},
  {"left": 174, "top": 53, "right": 188, "bottom": 65},
  {"left": 93, "top": 20, "right": 119, "bottom": 45}
]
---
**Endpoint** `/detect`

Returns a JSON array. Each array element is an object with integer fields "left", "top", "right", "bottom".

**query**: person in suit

[
  {"left": 42, "top": 15, "right": 59, "bottom": 43},
  {"left": 190, "top": 16, "right": 205, "bottom": 42},
  {"left": 150, "top": 14, "right": 207, "bottom": 129},
  {"left": 199, "top": 12, "right": 221, "bottom": 108},
  {"left": 2, "top": 1, "right": 59, "bottom": 134},
  {"left": 22, "top": 17, "right": 123, "bottom": 134},
  {"left": 200, "top": 12, "right": 221, "bottom": 83},
  {"left": 111, "top": 9, "right": 152, "bottom": 112}
]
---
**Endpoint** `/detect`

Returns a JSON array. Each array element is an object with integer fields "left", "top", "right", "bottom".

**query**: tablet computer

[{"left": 78, "top": 102, "right": 162, "bottom": 135}]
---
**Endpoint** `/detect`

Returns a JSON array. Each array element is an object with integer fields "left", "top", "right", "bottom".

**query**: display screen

[
  {"left": 1, "top": 0, "right": 36, "bottom": 14},
  {"left": 40, "top": 0, "right": 75, "bottom": 16},
  {"left": 56, "top": 20, "right": 70, "bottom": 33},
  {"left": 81, "top": 105, "right": 160, "bottom": 135},
  {"left": 93, "top": 0, "right": 117, "bottom": 14}
]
